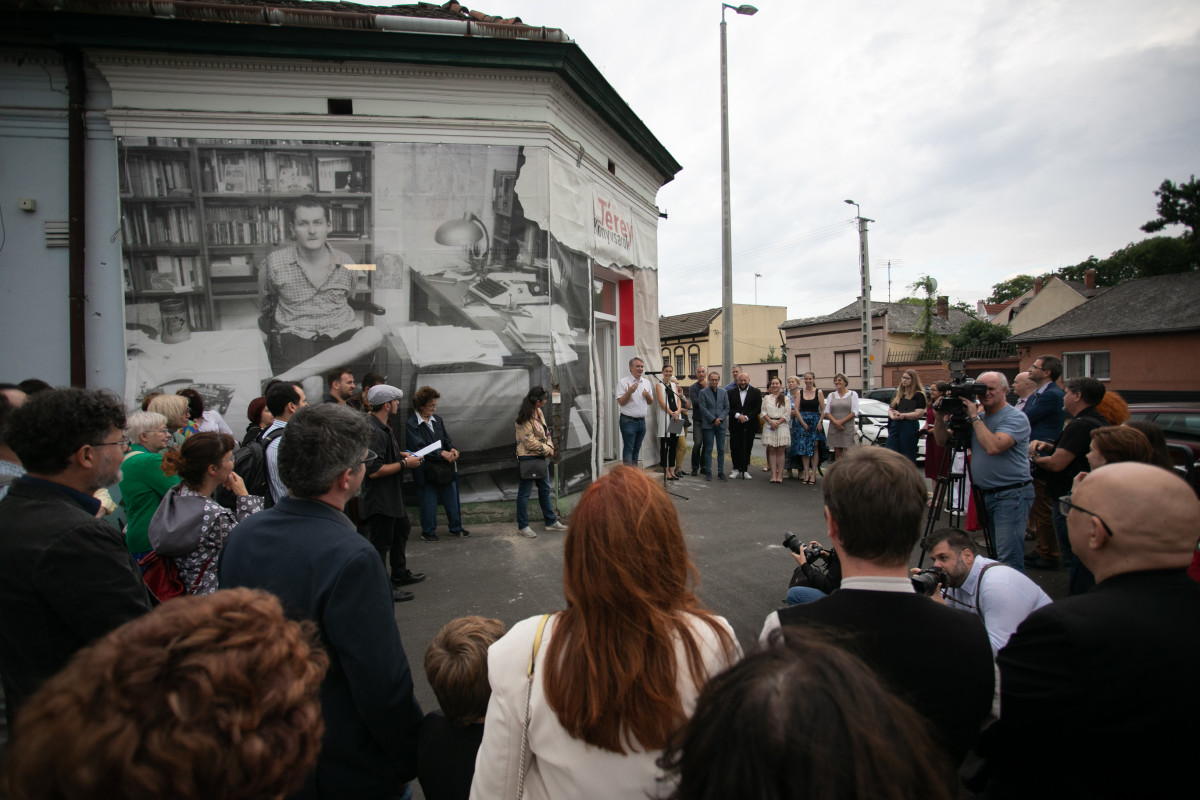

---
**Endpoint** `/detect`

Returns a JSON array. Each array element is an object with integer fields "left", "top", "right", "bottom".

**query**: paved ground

[{"left": 396, "top": 440, "right": 1068, "bottom": 718}]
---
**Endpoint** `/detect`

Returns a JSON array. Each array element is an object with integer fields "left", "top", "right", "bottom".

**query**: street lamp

[
  {"left": 720, "top": 3, "right": 757, "bottom": 382},
  {"left": 844, "top": 198, "right": 875, "bottom": 392}
]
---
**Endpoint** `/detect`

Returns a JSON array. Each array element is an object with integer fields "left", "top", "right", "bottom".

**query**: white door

[{"left": 594, "top": 319, "right": 619, "bottom": 462}]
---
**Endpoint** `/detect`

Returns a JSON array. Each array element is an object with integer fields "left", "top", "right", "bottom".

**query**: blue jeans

[
  {"left": 1052, "top": 502, "right": 1095, "bottom": 595},
  {"left": 786, "top": 586, "right": 827, "bottom": 605},
  {"left": 517, "top": 457, "right": 557, "bottom": 529},
  {"left": 417, "top": 479, "right": 462, "bottom": 536},
  {"left": 701, "top": 425, "right": 726, "bottom": 477},
  {"left": 979, "top": 483, "right": 1035, "bottom": 573},
  {"left": 619, "top": 414, "right": 646, "bottom": 465}
]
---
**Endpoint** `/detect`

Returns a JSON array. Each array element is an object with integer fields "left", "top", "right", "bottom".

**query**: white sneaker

[
  {"left": 546, "top": 520, "right": 569, "bottom": 531},
  {"left": 731, "top": 470, "right": 742, "bottom": 479},
  {"left": 518, "top": 526, "right": 538, "bottom": 538},
  {"left": 742, "top": 472, "right": 752, "bottom": 480}
]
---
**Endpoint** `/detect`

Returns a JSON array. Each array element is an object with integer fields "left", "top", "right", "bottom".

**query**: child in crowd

[{"left": 418, "top": 616, "right": 506, "bottom": 800}]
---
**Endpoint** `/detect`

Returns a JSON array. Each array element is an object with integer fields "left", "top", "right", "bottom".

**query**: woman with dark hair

[
  {"left": 515, "top": 386, "right": 568, "bottom": 539},
  {"left": 152, "top": 432, "right": 264, "bottom": 595},
  {"left": 242, "top": 396, "right": 275, "bottom": 446},
  {"left": 470, "top": 466, "right": 741, "bottom": 799},
  {"left": 886, "top": 369, "right": 926, "bottom": 465},
  {"left": 406, "top": 386, "right": 469, "bottom": 541},
  {"left": 177, "top": 387, "right": 234, "bottom": 438},
  {"left": 660, "top": 634, "right": 955, "bottom": 800},
  {"left": 1087, "top": 425, "right": 1154, "bottom": 470},
  {"left": 760, "top": 377, "right": 791, "bottom": 483},
  {"left": 1123, "top": 419, "right": 1178, "bottom": 471},
  {"left": 790, "top": 372, "right": 825, "bottom": 484},
  {"left": 922, "top": 381, "right": 952, "bottom": 486},
  {"left": 655, "top": 364, "right": 685, "bottom": 481},
  {"left": 3, "top": 588, "right": 328, "bottom": 800}
]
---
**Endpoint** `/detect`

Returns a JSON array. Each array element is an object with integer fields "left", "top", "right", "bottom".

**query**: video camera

[{"left": 936, "top": 361, "right": 988, "bottom": 440}]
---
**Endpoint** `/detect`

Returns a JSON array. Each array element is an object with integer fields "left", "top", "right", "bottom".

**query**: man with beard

[
  {"left": 0, "top": 388, "right": 152, "bottom": 729},
  {"left": 920, "top": 528, "right": 1051, "bottom": 654},
  {"left": 727, "top": 370, "right": 762, "bottom": 479}
]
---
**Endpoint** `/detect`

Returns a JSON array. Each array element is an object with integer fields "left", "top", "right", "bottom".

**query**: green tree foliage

[
  {"left": 986, "top": 275, "right": 1037, "bottom": 303},
  {"left": 948, "top": 319, "right": 1012, "bottom": 350},
  {"left": 952, "top": 300, "right": 979, "bottom": 319},
  {"left": 909, "top": 276, "right": 942, "bottom": 355},
  {"left": 1141, "top": 175, "right": 1199, "bottom": 242}
]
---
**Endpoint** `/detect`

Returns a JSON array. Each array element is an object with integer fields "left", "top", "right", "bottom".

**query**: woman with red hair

[{"left": 470, "top": 466, "right": 741, "bottom": 799}]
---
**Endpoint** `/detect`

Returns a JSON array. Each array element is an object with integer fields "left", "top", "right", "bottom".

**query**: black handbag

[
  {"left": 424, "top": 457, "right": 456, "bottom": 485},
  {"left": 519, "top": 458, "right": 549, "bottom": 480}
]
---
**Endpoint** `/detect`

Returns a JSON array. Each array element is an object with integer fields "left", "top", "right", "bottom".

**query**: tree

[
  {"left": 951, "top": 299, "right": 979, "bottom": 319},
  {"left": 948, "top": 319, "right": 1013, "bottom": 351},
  {"left": 986, "top": 275, "right": 1037, "bottom": 304},
  {"left": 1058, "top": 238, "right": 1195, "bottom": 284},
  {"left": 1141, "top": 175, "right": 1199, "bottom": 242},
  {"left": 909, "top": 276, "right": 942, "bottom": 356}
]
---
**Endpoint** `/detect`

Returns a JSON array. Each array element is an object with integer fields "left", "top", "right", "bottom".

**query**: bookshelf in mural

[{"left": 119, "top": 139, "right": 373, "bottom": 332}]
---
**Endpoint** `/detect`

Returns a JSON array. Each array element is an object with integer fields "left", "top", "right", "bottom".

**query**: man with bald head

[
  {"left": 1011, "top": 371, "right": 1034, "bottom": 412},
  {"left": 934, "top": 371, "right": 1034, "bottom": 572},
  {"left": 985, "top": 463, "right": 1200, "bottom": 797}
]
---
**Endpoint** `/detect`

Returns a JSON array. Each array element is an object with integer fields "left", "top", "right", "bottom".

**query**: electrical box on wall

[{"left": 18, "top": 198, "right": 36, "bottom": 211}]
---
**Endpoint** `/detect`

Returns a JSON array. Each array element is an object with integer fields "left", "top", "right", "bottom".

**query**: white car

[{"left": 852, "top": 398, "right": 926, "bottom": 463}]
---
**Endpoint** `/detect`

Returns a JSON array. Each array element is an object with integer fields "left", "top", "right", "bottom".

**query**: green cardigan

[{"left": 118, "top": 445, "right": 180, "bottom": 553}]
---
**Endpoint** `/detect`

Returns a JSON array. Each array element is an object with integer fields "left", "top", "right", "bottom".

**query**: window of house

[
  {"left": 794, "top": 354, "right": 811, "bottom": 376},
  {"left": 674, "top": 347, "right": 685, "bottom": 376},
  {"left": 662, "top": 348, "right": 671, "bottom": 369},
  {"left": 834, "top": 350, "right": 861, "bottom": 377},
  {"left": 1064, "top": 351, "right": 1110, "bottom": 381},
  {"left": 688, "top": 345, "right": 700, "bottom": 377}
]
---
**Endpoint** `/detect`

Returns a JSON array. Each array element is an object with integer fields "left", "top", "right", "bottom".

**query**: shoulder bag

[{"left": 516, "top": 613, "right": 551, "bottom": 800}]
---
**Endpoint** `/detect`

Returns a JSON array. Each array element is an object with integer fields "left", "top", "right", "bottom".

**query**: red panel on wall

[{"left": 618, "top": 279, "right": 634, "bottom": 346}]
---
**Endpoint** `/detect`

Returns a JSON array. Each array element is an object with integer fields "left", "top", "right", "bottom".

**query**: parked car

[
  {"left": 854, "top": 397, "right": 925, "bottom": 464},
  {"left": 863, "top": 387, "right": 895, "bottom": 404},
  {"left": 1126, "top": 402, "right": 1199, "bottom": 490}
]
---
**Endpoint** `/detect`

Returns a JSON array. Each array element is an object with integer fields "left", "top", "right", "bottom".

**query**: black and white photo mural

[{"left": 120, "top": 138, "right": 652, "bottom": 499}]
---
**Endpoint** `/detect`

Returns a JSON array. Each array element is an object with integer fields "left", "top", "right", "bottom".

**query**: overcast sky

[{"left": 505, "top": 0, "right": 1199, "bottom": 322}]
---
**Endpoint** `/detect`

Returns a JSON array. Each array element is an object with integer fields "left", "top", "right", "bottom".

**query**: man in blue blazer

[
  {"left": 220, "top": 404, "right": 423, "bottom": 799},
  {"left": 1022, "top": 354, "right": 1066, "bottom": 568},
  {"left": 696, "top": 370, "right": 731, "bottom": 481}
]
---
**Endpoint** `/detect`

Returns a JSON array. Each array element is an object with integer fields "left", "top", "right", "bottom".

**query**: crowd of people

[{"left": 0, "top": 356, "right": 1197, "bottom": 800}]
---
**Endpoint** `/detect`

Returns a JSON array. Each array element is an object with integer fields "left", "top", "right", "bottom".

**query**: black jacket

[{"left": 0, "top": 478, "right": 152, "bottom": 726}]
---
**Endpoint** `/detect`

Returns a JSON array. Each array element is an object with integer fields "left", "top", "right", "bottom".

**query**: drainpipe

[{"left": 65, "top": 48, "right": 86, "bottom": 386}]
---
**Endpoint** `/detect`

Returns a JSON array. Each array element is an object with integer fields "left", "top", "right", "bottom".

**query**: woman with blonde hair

[
  {"left": 147, "top": 392, "right": 190, "bottom": 447},
  {"left": 470, "top": 466, "right": 741, "bottom": 799},
  {"left": 886, "top": 369, "right": 927, "bottom": 465}
]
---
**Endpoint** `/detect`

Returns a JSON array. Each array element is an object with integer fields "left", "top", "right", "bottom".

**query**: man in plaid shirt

[{"left": 259, "top": 196, "right": 367, "bottom": 373}]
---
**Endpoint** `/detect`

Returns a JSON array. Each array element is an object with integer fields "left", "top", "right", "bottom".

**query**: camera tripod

[{"left": 917, "top": 425, "right": 996, "bottom": 567}]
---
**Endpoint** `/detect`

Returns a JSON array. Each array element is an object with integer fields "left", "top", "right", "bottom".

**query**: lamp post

[
  {"left": 720, "top": 3, "right": 757, "bottom": 382},
  {"left": 845, "top": 198, "right": 875, "bottom": 392}
]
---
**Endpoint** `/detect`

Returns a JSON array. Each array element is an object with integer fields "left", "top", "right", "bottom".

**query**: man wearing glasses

[
  {"left": 933, "top": 371, "right": 1034, "bottom": 573},
  {"left": 984, "top": 462, "right": 1200, "bottom": 797},
  {"left": 220, "top": 403, "right": 424, "bottom": 798},
  {"left": 0, "top": 388, "right": 153, "bottom": 729}
]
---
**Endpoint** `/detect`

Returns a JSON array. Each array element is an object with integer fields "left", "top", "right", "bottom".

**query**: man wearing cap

[{"left": 362, "top": 385, "right": 425, "bottom": 602}]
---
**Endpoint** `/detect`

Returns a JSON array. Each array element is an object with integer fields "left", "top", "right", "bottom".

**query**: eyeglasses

[
  {"left": 360, "top": 449, "right": 377, "bottom": 465},
  {"left": 91, "top": 436, "right": 132, "bottom": 451},
  {"left": 150, "top": 429, "right": 170, "bottom": 435},
  {"left": 1056, "top": 494, "right": 1114, "bottom": 537}
]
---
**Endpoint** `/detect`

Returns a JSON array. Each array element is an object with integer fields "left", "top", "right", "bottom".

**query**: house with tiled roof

[
  {"left": 659, "top": 304, "right": 787, "bottom": 388},
  {"left": 1008, "top": 271, "right": 1200, "bottom": 400},
  {"left": 1, "top": 0, "right": 679, "bottom": 486},
  {"left": 1006, "top": 270, "right": 1109, "bottom": 335},
  {"left": 780, "top": 297, "right": 975, "bottom": 391}
]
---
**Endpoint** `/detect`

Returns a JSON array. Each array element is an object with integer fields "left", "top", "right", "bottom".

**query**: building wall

[
  {"left": 659, "top": 304, "right": 786, "bottom": 387},
  {"left": 1018, "top": 332, "right": 1200, "bottom": 394},
  {"left": 1009, "top": 279, "right": 1086, "bottom": 336},
  {"left": 782, "top": 317, "right": 887, "bottom": 391}
]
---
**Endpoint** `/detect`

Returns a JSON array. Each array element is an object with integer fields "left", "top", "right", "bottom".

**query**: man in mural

[
  {"left": 258, "top": 196, "right": 371, "bottom": 375},
  {"left": 615, "top": 357, "right": 653, "bottom": 465}
]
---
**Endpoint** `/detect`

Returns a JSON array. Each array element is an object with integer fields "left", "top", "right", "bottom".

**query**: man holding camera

[
  {"left": 782, "top": 537, "right": 841, "bottom": 605},
  {"left": 919, "top": 528, "right": 1051, "bottom": 654},
  {"left": 933, "top": 371, "right": 1034, "bottom": 573},
  {"left": 759, "top": 448, "right": 994, "bottom": 766}
]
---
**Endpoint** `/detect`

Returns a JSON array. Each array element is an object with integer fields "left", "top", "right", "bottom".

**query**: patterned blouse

[{"left": 172, "top": 485, "right": 264, "bottom": 596}]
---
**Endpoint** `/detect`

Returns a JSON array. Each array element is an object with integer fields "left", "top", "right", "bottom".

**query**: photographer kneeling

[
  {"left": 914, "top": 528, "right": 1051, "bottom": 654},
  {"left": 782, "top": 533, "right": 841, "bottom": 605}
]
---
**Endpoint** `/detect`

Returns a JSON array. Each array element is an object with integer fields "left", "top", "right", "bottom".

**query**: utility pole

[{"left": 845, "top": 199, "right": 875, "bottom": 392}]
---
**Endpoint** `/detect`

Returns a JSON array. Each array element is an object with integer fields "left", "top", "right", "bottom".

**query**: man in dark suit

[
  {"left": 219, "top": 404, "right": 423, "bottom": 799},
  {"left": 696, "top": 371, "right": 731, "bottom": 481},
  {"left": 726, "top": 370, "right": 762, "bottom": 479},
  {"left": 759, "top": 448, "right": 994, "bottom": 767},
  {"left": 984, "top": 462, "right": 1200, "bottom": 798},
  {"left": 1022, "top": 354, "right": 1066, "bottom": 567}
]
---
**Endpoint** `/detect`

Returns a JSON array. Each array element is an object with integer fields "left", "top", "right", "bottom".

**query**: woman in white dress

[
  {"left": 470, "top": 466, "right": 742, "bottom": 800},
  {"left": 759, "top": 377, "right": 792, "bottom": 483}
]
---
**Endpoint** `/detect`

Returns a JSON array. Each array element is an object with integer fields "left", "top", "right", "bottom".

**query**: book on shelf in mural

[
  {"left": 274, "top": 152, "right": 314, "bottom": 193},
  {"left": 121, "top": 154, "right": 192, "bottom": 197},
  {"left": 317, "top": 157, "right": 353, "bottom": 192},
  {"left": 209, "top": 255, "right": 254, "bottom": 279},
  {"left": 122, "top": 204, "right": 199, "bottom": 246}
]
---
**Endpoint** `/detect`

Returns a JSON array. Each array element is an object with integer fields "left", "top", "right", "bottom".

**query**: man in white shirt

[
  {"left": 615, "top": 357, "right": 653, "bottom": 466},
  {"left": 920, "top": 528, "right": 1051, "bottom": 654}
]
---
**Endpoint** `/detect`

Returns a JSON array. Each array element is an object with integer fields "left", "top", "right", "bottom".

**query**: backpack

[
  {"left": 138, "top": 550, "right": 214, "bottom": 603},
  {"left": 213, "top": 426, "right": 284, "bottom": 509}
]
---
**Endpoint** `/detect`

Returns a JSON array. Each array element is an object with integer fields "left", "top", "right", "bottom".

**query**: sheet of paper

[{"left": 413, "top": 440, "right": 443, "bottom": 458}]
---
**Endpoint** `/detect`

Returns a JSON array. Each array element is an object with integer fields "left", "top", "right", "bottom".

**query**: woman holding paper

[
  {"left": 406, "top": 386, "right": 469, "bottom": 542},
  {"left": 656, "top": 364, "right": 685, "bottom": 480}
]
